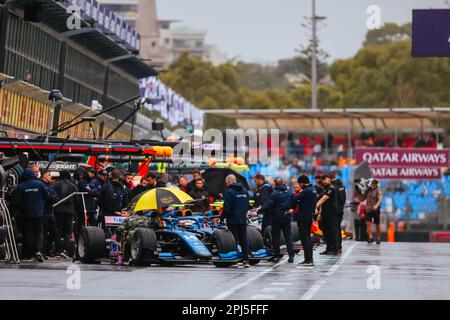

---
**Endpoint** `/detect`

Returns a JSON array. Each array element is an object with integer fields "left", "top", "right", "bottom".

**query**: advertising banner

[
  {"left": 412, "top": 9, "right": 450, "bottom": 57},
  {"left": 370, "top": 167, "right": 442, "bottom": 180},
  {"left": 355, "top": 147, "right": 448, "bottom": 180},
  {"left": 355, "top": 148, "right": 448, "bottom": 168}
]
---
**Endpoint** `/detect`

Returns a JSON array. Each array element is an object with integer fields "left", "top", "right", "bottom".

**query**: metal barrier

[
  {"left": 53, "top": 192, "right": 89, "bottom": 226},
  {"left": 0, "top": 197, "right": 19, "bottom": 263},
  {"left": 0, "top": 192, "right": 89, "bottom": 263}
]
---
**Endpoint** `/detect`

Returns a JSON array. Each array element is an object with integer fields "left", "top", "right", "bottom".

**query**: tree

[
  {"left": 291, "top": 85, "right": 342, "bottom": 108},
  {"left": 330, "top": 40, "right": 450, "bottom": 108},
  {"left": 364, "top": 22, "right": 411, "bottom": 47},
  {"left": 235, "top": 62, "right": 291, "bottom": 91},
  {"left": 159, "top": 21, "right": 450, "bottom": 132},
  {"left": 295, "top": 14, "right": 330, "bottom": 82}
]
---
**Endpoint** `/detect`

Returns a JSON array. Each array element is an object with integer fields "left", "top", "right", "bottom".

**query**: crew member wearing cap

[
  {"left": 315, "top": 174, "right": 340, "bottom": 255},
  {"left": 77, "top": 168, "right": 101, "bottom": 226},
  {"left": 96, "top": 169, "right": 109, "bottom": 187},
  {"left": 294, "top": 175, "right": 317, "bottom": 266}
]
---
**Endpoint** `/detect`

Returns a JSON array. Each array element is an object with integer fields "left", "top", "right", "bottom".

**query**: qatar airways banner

[
  {"left": 355, "top": 148, "right": 448, "bottom": 168},
  {"left": 370, "top": 167, "right": 442, "bottom": 180},
  {"left": 355, "top": 148, "right": 448, "bottom": 180}
]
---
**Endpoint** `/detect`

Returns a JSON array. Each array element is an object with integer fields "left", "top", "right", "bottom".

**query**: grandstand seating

[{"left": 246, "top": 162, "right": 450, "bottom": 222}]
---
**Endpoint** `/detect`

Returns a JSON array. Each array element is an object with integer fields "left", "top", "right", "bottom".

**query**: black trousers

[
  {"left": 22, "top": 217, "right": 44, "bottom": 258},
  {"left": 271, "top": 219, "right": 294, "bottom": 257},
  {"left": 261, "top": 214, "right": 272, "bottom": 233},
  {"left": 354, "top": 219, "right": 368, "bottom": 241},
  {"left": 44, "top": 215, "right": 60, "bottom": 255},
  {"left": 321, "top": 212, "right": 339, "bottom": 252},
  {"left": 228, "top": 224, "right": 248, "bottom": 261},
  {"left": 337, "top": 211, "right": 344, "bottom": 250},
  {"left": 56, "top": 213, "right": 73, "bottom": 253},
  {"left": 297, "top": 216, "right": 313, "bottom": 262}
]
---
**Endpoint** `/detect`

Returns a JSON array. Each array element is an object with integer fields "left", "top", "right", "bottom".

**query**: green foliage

[
  {"left": 291, "top": 85, "right": 342, "bottom": 109},
  {"left": 330, "top": 40, "right": 450, "bottom": 108},
  {"left": 159, "top": 22, "right": 450, "bottom": 131},
  {"left": 159, "top": 53, "right": 243, "bottom": 110},
  {"left": 235, "top": 62, "right": 291, "bottom": 91},
  {"left": 364, "top": 22, "right": 412, "bottom": 47}
]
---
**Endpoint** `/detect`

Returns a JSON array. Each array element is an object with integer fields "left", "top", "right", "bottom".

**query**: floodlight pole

[{"left": 311, "top": 0, "right": 318, "bottom": 110}]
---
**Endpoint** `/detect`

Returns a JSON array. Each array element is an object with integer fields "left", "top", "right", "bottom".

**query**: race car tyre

[
  {"left": 213, "top": 229, "right": 237, "bottom": 268},
  {"left": 78, "top": 227, "right": 106, "bottom": 263},
  {"left": 247, "top": 226, "right": 264, "bottom": 251},
  {"left": 247, "top": 226, "right": 265, "bottom": 265},
  {"left": 291, "top": 222, "right": 300, "bottom": 243},
  {"left": 0, "top": 244, "right": 6, "bottom": 260},
  {"left": 0, "top": 226, "right": 7, "bottom": 244},
  {"left": 213, "top": 229, "right": 236, "bottom": 253},
  {"left": 130, "top": 228, "right": 157, "bottom": 266}
]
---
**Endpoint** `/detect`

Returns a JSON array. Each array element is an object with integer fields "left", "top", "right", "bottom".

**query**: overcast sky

[{"left": 157, "top": 0, "right": 447, "bottom": 64}]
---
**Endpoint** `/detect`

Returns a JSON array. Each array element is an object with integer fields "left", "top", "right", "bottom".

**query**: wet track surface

[{"left": 1, "top": 241, "right": 450, "bottom": 300}]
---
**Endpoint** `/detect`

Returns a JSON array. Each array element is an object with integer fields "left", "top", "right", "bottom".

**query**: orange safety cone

[{"left": 387, "top": 221, "right": 395, "bottom": 242}]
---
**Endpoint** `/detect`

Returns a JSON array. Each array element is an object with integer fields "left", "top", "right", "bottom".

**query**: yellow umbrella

[{"left": 128, "top": 188, "right": 193, "bottom": 212}]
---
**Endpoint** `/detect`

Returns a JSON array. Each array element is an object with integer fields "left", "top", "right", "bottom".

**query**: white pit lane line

[
  {"left": 300, "top": 242, "right": 358, "bottom": 300},
  {"left": 212, "top": 257, "right": 289, "bottom": 300}
]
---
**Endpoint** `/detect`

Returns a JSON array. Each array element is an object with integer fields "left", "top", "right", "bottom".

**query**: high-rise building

[
  {"left": 159, "top": 21, "right": 228, "bottom": 66},
  {"left": 98, "top": 0, "right": 227, "bottom": 68},
  {"left": 159, "top": 22, "right": 207, "bottom": 65},
  {"left": 98, "top": 0, "right": 166, "bottom": 68}
]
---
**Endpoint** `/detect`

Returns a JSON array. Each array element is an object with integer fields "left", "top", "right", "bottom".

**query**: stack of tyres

[{"left": 0, "top": 225, "right": 7, "bottom": 261}]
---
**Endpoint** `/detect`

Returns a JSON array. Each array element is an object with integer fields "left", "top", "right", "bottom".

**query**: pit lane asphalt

[{"left": 1, "top": 242, "right": 450, "bottom": 300}]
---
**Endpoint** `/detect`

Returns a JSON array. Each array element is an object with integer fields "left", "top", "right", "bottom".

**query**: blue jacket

[
  {"left": 222, "top": 183, "right": 250, "bottom": 225},
  {"left": 254, "top": 182, "right": 273, "bottom": 208},
  {"left": 294, "top": 184, "right": 317, "bottom": 220},
  {"left": 42, "top": 181, "right": 59, "bottom": 217},
  {"left": 14, "top": 168, "right": 50, "bottom": 218},
  {"left": 261, "top": 185, "right": 296, "bottom": 223},
  {"left": 77, "top": 177, "right": 100, "bottom": 213}
]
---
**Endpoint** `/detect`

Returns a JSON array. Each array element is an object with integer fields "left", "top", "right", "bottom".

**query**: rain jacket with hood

[
  {"left": 222, "top": 183, "right": 250, "bottom": 225},
  {"left": 261, "top": 185, "right": 296, "bottom": 223},
  {"left": 42, "top": 180, "right": 59, "bottom": 216},
  {"left": 14, "top": 168, "right": 50, "bottom": 218}
]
